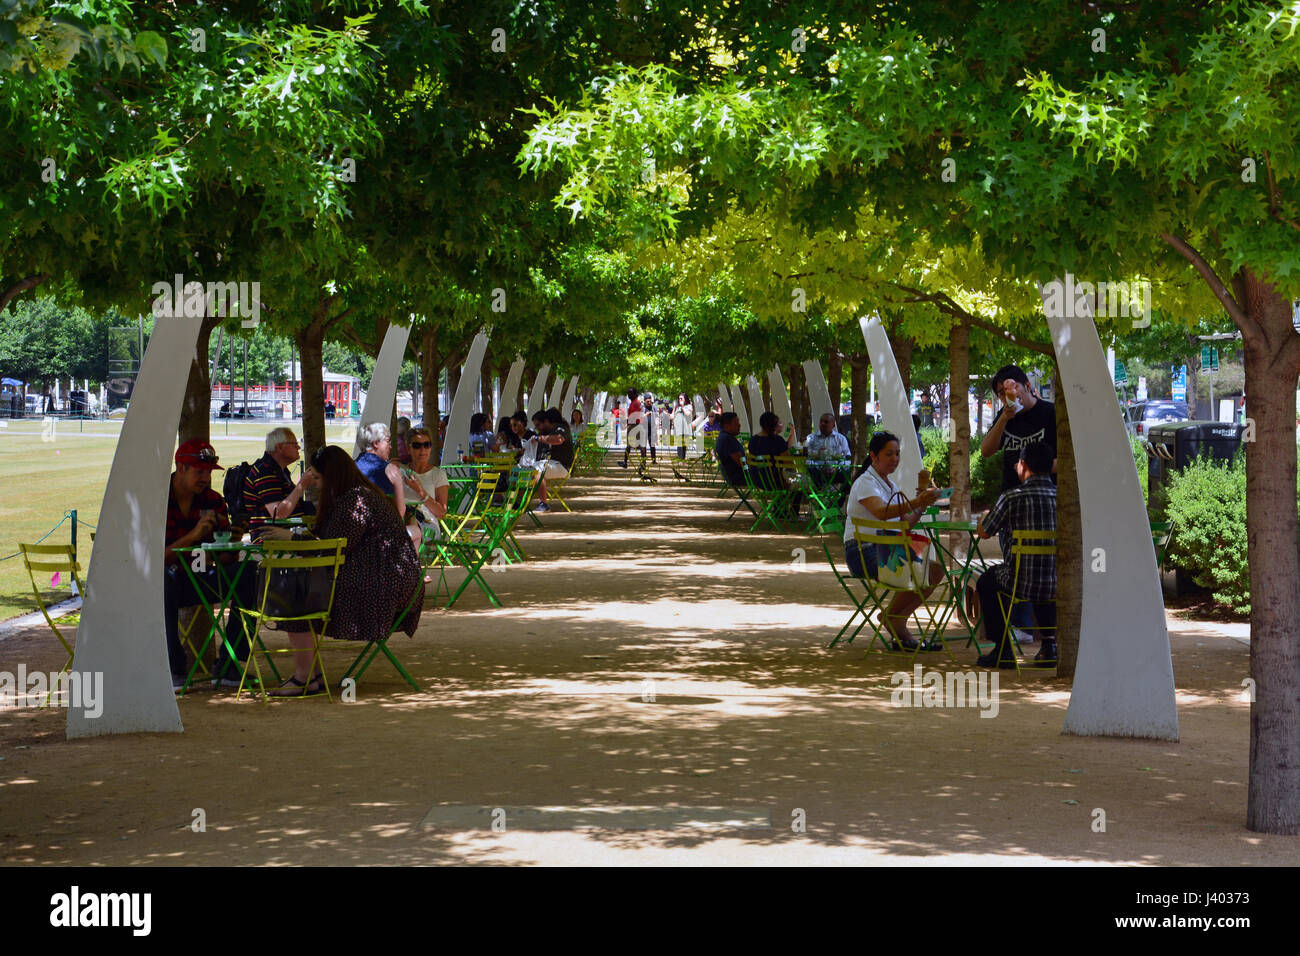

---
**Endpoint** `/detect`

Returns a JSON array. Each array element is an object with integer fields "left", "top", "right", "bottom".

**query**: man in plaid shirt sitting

[{"left": 975, "top": 441, "right": 1057, "bottom": 668}]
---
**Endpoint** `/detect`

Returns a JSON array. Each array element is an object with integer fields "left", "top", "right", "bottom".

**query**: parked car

[{"left": 1125, "top": 400, "right": 1190, "bottom": 436}]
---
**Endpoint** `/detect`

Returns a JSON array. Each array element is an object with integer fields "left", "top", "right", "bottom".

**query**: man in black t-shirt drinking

[
  {"left": 978, "top": 364, "right": 1057, "bottom": 645},
  {"left": 979, "top": 365, "right": 1057, "bottom": 491}
]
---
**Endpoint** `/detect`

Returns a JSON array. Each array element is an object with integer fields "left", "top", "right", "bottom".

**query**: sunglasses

[
  {"left": 410, "top": 441, "right": 433, "bottom": 449},
  {"left": 184, "top": 447, "right": 220, "bottom": 465}
]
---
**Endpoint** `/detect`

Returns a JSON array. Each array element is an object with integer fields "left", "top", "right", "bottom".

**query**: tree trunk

[
  {"left": 947, "top": 321, "right": 971, "bottom": 523},
  {"left": 894, "top": 335, "right": 914, "bottom": 396},
  {"left": 849, "top": 352, "right": 869, "bottom": 468},
  {"left": 447, "top": 361, "right": 461, "bottom": 411},
  {"left": 480, "top": 369, "right": 493, "bottom": 420},
  {"left": 760, "top": 373, "right": 772, "bottom": 415},
  {"left": 178, "top": 316, "right": 222, "bottom": 444},
  {"left": 827, "top": 350, "right": 843, "bottom": 410},
  {"left": 1185, "top": 334, "right": 1200, "bottom": 418},
  {"left": 294, "top": 298, "right": 339, "bottom": 458},
  {"left": 789, "top": 363, "right": 810, "bottom": 440},
  {"left": 514, "top": 365, "right": 526, "bottom": 415},
  {"left": 975, "top": 387, "right": 986, "bottom": 440},
  {"left": 1237, "top": 268, "right": 1300, "bottom": 835},
  {"left": 1054, "top": 371, "right": 1082, "bottom": 679}
]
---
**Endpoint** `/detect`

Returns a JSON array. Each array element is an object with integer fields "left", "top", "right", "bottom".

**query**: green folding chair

[
  {"left": 743, "top": 455, "right": 789, "bottom": 533},
  {"left": 1151, "top": 519, "right": 1176, "bottom": 575},
  {"left": 822, "top": 541, "right": 875, "bottom": 648},
  {"left": 338, "top": 554, "right": 424, "bottom": 692}
]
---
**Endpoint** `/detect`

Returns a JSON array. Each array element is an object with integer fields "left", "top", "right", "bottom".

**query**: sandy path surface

[{"left": 0, "top": 472, "right": 1291, "bottom": 866}]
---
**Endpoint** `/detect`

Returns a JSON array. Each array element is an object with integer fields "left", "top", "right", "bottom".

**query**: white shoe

[
  {"left": 535, "top": 501, "right": 550, "bottom": 513},
  {"left": 1012, "top": 627, "right": 1035, "bottom": 644}
]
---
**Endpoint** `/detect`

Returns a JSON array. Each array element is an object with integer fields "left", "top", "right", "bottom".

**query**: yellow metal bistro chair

[
  {"left": 18, "top": 543, "right": 82, "bottom": 704},
  {"left": 235, "top": 538, "right": 347, "bottom": 703},
  {"left": 994, "top": 529, "right": 1058, "bottom": 674},
  {"left": 849, "top": 518, "right": 954, "bottom": 661}
]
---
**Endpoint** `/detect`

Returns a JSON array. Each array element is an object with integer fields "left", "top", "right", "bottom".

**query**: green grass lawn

[{"left": 0, "top": 418, "right": 361, "bottom": 621}]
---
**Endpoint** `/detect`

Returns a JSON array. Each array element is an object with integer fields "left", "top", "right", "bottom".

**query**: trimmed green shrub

[
  {"left": 1165, "top": 455, "right": 1250, "bottom": 614},
  {"left": 1130, "top": 434, "right": 1149, "bottom": 503}
]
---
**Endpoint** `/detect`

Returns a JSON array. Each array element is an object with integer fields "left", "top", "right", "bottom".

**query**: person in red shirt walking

[{"left": 620, "top": 387, "right": 646, "bottom": 469}]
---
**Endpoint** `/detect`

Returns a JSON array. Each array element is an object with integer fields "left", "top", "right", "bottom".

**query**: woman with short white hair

[{"left": 355, "top": 422, "right": 407, "bottom": 517}]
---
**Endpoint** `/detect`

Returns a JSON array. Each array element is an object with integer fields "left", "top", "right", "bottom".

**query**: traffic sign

[
  {"left": 1114, "top": 358, "right": 1127, "bottom": 383},
  {"left": 1172, "top": 364, "right": 1187, "bottom": 401}
]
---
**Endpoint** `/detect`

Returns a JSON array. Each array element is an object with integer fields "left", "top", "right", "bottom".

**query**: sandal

[
  {"left": 305, "top": 674, "right": 327, "bottom": 696},
  {"left": 269, "top": 676, "right": 311, "bottom": 697},
  {"left": 881, "top": 616, "right": 919, "bottom": 651}
]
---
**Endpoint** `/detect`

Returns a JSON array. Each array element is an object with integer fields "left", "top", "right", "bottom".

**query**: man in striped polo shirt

[{"left": 242, "top": 427, "right": 317, "bottom": 541}]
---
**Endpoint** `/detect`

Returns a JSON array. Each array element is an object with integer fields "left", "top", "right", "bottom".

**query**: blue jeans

[{"left": 844, "top": 539, "right": 878, "bottom": 579}]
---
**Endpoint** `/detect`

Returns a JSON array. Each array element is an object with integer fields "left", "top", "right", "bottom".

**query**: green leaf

[{"left": 134, "top": 31, "right": 167, "bottom": 70}]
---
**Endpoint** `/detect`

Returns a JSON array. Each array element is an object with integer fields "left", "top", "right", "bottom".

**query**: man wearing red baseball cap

[{"left": 164, "top": 439, "right": 255, "bottom": 691}]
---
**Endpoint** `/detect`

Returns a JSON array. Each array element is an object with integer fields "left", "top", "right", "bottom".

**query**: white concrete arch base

[
  {"left": 1040, "top": 279, "right": 1178, "bottom": 740},
  {"left": 67, "top": 313, "right": 199, "bottom": 738}
]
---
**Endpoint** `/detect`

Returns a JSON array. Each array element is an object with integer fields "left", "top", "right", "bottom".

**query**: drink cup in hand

[{"left": 917, "top": 468, "right": 931, "bottom": 496}]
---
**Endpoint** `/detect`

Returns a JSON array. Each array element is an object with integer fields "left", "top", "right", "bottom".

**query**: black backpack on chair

[{"left": 223, "top": 460, "right": 253, "bottom": 521}]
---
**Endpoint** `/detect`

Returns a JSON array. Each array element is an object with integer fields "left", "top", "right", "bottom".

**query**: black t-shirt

[
  {"left": 549, "top": 424, "right": 574, "bottom": 470},
  {"left": 999, "top": 399, "right": 1056, "bottom": 490},
  {"left": 747, "top": 433, "right": 788, "bottom": 489},
  {"left": 715, "top": 430, "right": 745, "bottom": 485},
  {"left": 748, "top": 434, "right": 789, "bottom": 458}
]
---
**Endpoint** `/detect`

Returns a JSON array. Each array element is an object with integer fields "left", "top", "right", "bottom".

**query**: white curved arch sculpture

[
  {"left": 802, "top": 359, "right": 836, "bottom": 424},
  {"left": 767, "top": 367, "right": 794, "bottom": 428},
  {"left": 499, "top": 357, "right": 525, "bottom": 418},
  {"left": 860, "top": 315, "right": 921, "bottom": 494},
  {"left": 1040, "top": 279, "right": 1178, "bottom": 740},
  {"left": 441, "top": 332, "right": 490, "bottom": 466},
  {"left": 527, "top": 365, "right": 550, "bottom": 418},
  {"left": 547, "top": 374, "right": 565, "bottom": 409},
  {"left": 561, "top": 375, "right": 580, "bottom": 419},
  {"left": 729, "top": 384, "right": 751, "bottom": 433},
  {"left": 68, "top": 311, "right": 199, "bottom": 737},
  {"left": 354, "top": 323, "right": 410, "bottom": 457}
]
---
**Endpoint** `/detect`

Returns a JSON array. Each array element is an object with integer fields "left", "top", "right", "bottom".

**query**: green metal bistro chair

[
  {"left": 235, "top": 538, "right": 347, "bottom": 703},
  {"left": 1151, "top": 519, "right": 1177, "bottom": 575},
  {"left": 823, "top": 541, "right": 875, "bottom": 648},
  {"left": 338, "top": 559, "right": 424, "bottom": 692},
  {"left": 742, "top": 454, "right": 790, "bottom": 533}
]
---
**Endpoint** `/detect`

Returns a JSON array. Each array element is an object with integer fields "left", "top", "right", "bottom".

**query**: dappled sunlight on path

[{"left": 0, "top": 473, "right": 1279, "bottom": 865}]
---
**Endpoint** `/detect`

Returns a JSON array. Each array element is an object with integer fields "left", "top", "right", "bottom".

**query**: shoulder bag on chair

[
  {"left": 874, "top": 491, "right": 932, "bottom": 590},
  {"left": 258, "top": 534, "right": 335, "bottom": 617}
]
